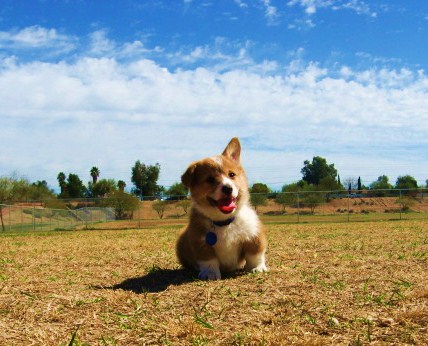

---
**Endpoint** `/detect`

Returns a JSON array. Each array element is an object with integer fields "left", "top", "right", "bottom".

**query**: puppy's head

[{"left": 182, "top": 138, "right": 249, "bottom": 221}]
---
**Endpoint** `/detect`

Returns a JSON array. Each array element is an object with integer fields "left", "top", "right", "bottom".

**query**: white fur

[
  {"left": 213, "top": 176, "right": 239, "bottom": 200},
  {"left": 198, "top": 258, "right": 221, "bottom": 280},
  {"left": 211, "top": 204, "right": 261, "bottom": 272},
  {"left": 210, "top": 156, "right": 223, "bottom": 165},
  {"left": 245, "top": 252, "right": 268, "bottom": 273}
]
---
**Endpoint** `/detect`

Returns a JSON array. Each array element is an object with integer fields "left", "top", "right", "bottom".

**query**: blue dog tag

[{"left": 205, "top": 231, "right": 217, "bottom": 246}]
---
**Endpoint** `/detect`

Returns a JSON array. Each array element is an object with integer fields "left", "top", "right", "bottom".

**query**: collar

[{"left": 212, "top": 217, "right": 235, "bottom": 227}]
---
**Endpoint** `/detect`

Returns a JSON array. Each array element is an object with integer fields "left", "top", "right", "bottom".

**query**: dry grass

[{"left": 0, "top": 220, "right": 427, "bottom": 345}]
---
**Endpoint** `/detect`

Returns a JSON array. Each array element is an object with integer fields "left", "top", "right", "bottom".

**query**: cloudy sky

[{"left": 1, "top": 0, "right": 427, "bottom": 192}]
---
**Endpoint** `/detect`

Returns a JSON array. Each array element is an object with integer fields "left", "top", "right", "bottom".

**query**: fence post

[
  {"left": 85, "top": 198, "right": 88, "bottom": 229},
  {"left": 399, "top": 189, "right": 402, "bottom": 220},
  {"left": 347, "top": 194, "right": 350, "bottom": 223},
  {"left": 138, "top": 201, "right": 142, "bottom": 229},
  {"left": 297, "top": 193, "right": 300, "bottom": 223},
  {"left": 32, "top": 203, "right": 36, "bottom": 231}
]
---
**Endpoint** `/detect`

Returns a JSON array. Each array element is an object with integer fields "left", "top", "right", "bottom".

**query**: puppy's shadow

[{"left": 103, "top": 268, "right": 196, "bottom": 294}]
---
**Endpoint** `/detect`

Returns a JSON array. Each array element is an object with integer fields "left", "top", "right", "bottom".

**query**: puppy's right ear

[{"left": 181, "top": 163, "right": 196, "bottom": 188}]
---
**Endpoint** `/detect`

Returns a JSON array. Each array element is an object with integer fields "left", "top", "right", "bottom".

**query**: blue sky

[{"left": 1, "top": 0, "right": 428, "bottom": 192}]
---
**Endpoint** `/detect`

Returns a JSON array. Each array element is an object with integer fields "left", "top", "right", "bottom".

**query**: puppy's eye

[
  {"left": 206, "top": 176, "right": 216, "bottom": 184},
  {"left": 229, "top": 172, "right": 236, "bottom": 178}
]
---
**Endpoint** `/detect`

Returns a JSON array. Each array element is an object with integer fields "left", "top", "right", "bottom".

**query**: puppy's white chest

[
  {"left": 210, "top": 206, "right": 260, "bottom": 271},
  {"left": 212, "top": 225, "right": 242, "bottom": 270}
]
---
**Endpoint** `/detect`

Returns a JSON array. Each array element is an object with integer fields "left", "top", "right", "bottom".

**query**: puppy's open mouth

[{"left": 208, "top": 196, "right": 237, "bottom": 214}]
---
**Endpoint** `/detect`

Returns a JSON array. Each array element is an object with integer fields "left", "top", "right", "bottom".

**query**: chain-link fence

[
  {"left": 1, "top": 189, "right": 427, "bottom": 232},
  {"left": 0, "top": 204, "right": 115, "bottom": 232},
  {"left": 251, "top": 188, "right": 428, "bottom": 223}
]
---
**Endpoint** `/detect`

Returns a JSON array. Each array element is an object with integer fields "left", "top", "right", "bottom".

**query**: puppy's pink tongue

[{"left": 217, "top": 198, "right": 236, "bottom": 213}]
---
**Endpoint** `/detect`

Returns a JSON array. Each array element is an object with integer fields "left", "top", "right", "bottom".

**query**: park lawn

[{"left": 0, "top": 220, "right": 427, "bottom": 345}]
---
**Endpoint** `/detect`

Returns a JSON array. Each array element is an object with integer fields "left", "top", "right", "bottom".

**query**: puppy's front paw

[
  {"left": 198, "top": 268, "right": 221, "bottom": 280},
  {"left": 245, "top": 253, "right": 268, "bottom": 274},
  {"left": 250, "top": 263, "right": 269, "bottom": 273},
  {"left": 197, "top": 259, "right": 221, "bottom": 280}
]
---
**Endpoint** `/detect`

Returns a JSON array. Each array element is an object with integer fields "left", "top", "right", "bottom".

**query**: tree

[
  {"left": 167, "top": 182, "right": 188, "bottom": 199},
  {"left": 301, "top": 156, "right": 337, "bottom": 186},
  {"left": 89, "top": 179, "right": 117, "bottom": 198},
  {"left": 250, "top": 183, "right": 270, "bottom": 212},
  {"left": 0, "top": 177, "right": 55, "bottom": 231},
  {"left": 118, "top": 180, "right": 126, "bottom": 192},
  {"left": 370, "top": 175, "right": 393, "bottom": 196},
  {"left": 176, "top": 199, "right": 191, "bottom": 215},
  {"left": 57, "top": 172, "right": 67, "bottom": 198},
  {"left": 318, "top": 176, "right": 343, "bottom": 192},
  {"left": 131, "top": 161, "right": 161, "bottom": 198},
  {"left": 100, "top": 191, "right": 139, "bottom": 220},
  {"left": 250, "top": 183, "right": 271, "bottom": 194},
  {"left": 343, "top": 177, "right": 357, "bottom": 191},
  {"left": 275, "top": 193, "right": 290, "bottom": 214},
  {"left": 66, "top": 174, "right": 86, "bottom": 198},
  {"left": 90, "top": 167, "right": 100, "bottom": 184},
  {"left": 9, "top": 178, "right": 33, "bottom": 201},
  {"left": 275, "top": 182, "right": 306, "bottom": 212},
  {"left": 250, "top": 193, "right": 268, "bottom": 212},
  {"left": 395, "top": 175, "right": 418, "bottom": 190},
  {"left": 357, "top": 176, "right": 362, "bottom": 192},
  {"left": 302, "top": 191, "right": 325, "bottom": 214},
  {"left": 396, "top": 196, "right": 416, "bottom": 212},
  {"left": 30, "top": 180, "right": 56, "bottom": 201},
  {"left": 152, "top": 200, "right": 169, "bottom": 219},
  {"left": 0, "top": 177, "right": 13, "bottom": 202}
]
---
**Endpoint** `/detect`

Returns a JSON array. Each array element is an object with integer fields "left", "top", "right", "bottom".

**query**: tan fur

[{"left": 176, "top": 138, "right": 268, "bottom": 280}]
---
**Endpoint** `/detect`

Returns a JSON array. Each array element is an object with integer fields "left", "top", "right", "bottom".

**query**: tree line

[
  {"left": 1, "top": 156, "right": 426, "bottom": 204},
  {"left": 55, "top": 162, "right": 187, "bottom": 200}
]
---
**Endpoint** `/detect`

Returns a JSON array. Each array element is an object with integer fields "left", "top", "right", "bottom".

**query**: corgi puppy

[{"left": 176, "top": 137, "right": 268, "bottom": 280}]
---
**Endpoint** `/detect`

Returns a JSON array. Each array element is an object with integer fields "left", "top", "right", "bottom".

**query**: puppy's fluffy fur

[{"left": 176, "top": 138, "right": 268, "bottom": 280}]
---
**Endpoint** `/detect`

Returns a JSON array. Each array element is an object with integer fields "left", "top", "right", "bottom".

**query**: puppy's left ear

[
  {"left": 222, "top": 137, "right": 241, "bottom": 164},
  {"left": 181, "top": 163, "right": 196, "bottom": 188}
]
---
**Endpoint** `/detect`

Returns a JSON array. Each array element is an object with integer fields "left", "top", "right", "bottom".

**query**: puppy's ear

[
  {"left": 222, "top": 137, "right": 241, "bottom": 164},
  {"left": 181, "top": 163, "right": 196, "bottom": 188}
]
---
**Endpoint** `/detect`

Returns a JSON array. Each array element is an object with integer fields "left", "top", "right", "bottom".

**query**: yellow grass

[{"left": 0, "top": 220, "right": 427, "bottom": 345}]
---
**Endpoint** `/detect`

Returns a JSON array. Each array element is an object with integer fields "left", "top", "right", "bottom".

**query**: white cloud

[
  {"left": 1, "top": 50, "right": 428, "bottom": 189},
  {"left": 261, "top": 0, "right": 280, "bottom": 25},
  {"left": 0, "top": 27, "right": 427, "bottom": 190},
  {"left": 339, "top": 0, "right": 377, "bottom": 17},
  {"left": 0, "top": 25, "right": 76, "bottom": 53},
  {"left": 287, "top": 0, "right": 377, "bottom": 18},
  {"left": 234, "top": 0, "right": 248, "bottom": 9},
  {"left": 88, "top": 29, "right": 116, "bottom": 56}
]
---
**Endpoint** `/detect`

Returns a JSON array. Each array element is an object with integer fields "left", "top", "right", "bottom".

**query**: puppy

[{"left": 176, "top": 137, "right": 268, "bottom": 280}]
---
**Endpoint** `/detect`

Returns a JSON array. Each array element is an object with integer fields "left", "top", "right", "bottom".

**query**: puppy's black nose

[{"left": 222, "top": 185, "right": 233, "bottom": 196}]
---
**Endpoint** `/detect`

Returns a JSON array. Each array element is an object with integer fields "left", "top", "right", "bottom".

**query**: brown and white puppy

[{"left": 176, "top": 137, "right": 268, "bottom": 280}]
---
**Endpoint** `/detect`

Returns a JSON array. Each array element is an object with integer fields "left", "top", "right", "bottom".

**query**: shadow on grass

[
  {"left": 103, "top": 268, "right": 196, "bottom": 293},
  {"left": 97, "top": 267, "right": 248, "bottom": 294}
]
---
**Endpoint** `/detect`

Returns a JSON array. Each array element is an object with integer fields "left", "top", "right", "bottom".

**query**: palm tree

[
  {"left": 90, "top": 167, "right": 100, "bottom": 184},
  {"left": 57, "top": 172, "right": 66, "bottom": 196}
]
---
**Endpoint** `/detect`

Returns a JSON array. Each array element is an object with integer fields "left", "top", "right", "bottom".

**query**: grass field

[{"left": 1, "top": 220, "right": 427, "bottom": 345}]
